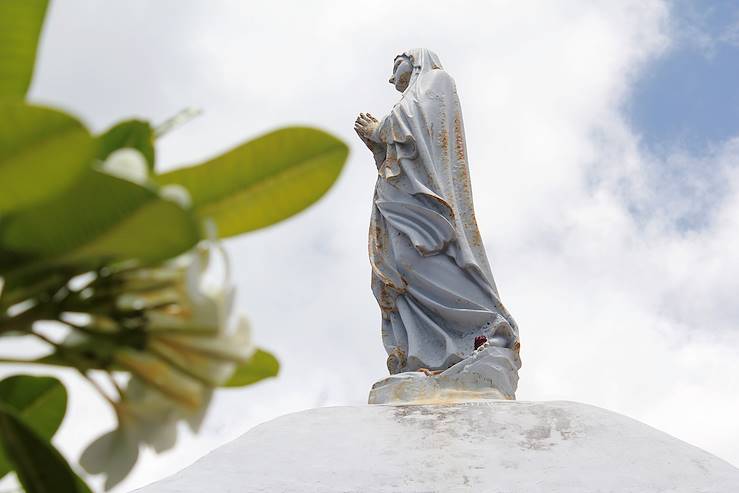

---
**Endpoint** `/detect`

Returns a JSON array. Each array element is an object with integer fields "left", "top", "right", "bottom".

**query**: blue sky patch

[{"left": 628, "top": 1, "right": 739, "bottom": 154}]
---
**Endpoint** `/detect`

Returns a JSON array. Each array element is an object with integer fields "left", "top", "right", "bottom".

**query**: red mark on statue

[{"left": 474, "top": 335, "right": 487, "bottom": 350}]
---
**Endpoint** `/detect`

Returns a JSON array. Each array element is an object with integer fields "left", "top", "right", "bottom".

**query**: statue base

[{"left": 369, "top": 343, "right": 520, "bottom": 404}]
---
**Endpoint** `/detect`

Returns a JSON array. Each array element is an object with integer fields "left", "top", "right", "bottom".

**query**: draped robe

[{"left": 369, "top": 49, "right": 520, "bottom": 374}]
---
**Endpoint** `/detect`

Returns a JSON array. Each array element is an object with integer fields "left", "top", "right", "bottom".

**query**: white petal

[
  {"left": 155, "top": 315, "right": 255, "bottom": 364},
  {"left": 79, "top": 427, "right": 139, "bottom": 490},
  {"left": 114, "top": 349, "right": 205, "bottom": 408},
  {"left": 148, "top": 337, "right": 237, "bottom": 385},
  {"left": 102, "top": 148, "right": 148, "bottom": 184},
  {"left": 160, "top": 184, "right": 192, "bottom": 208}
]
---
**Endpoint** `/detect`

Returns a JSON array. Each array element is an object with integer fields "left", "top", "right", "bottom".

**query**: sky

[
  {"left": 629, "top": 0, "right": 739, "bottom": 155},
  {"left": 3, "top": 0, "right": 739, "bottom": 490}
]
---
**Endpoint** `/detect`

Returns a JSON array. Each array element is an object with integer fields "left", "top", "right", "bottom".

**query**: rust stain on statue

[
  {"left": 454, "top": 112, "right": 465, "bottom": 162},
  {"left": 438, "top": 129, "right": 448, "bottom": 155},
  {"left": 438, "top": 106, "right": 449, "bottom": 158},
  {"left": 374, "top": 224, "right": 384, "bottom": 251},
  {"left": 378, "top": 284, "right": 394, "bottom": 312},
  {"left": 386, "top": 347, "right": 407, "bottom": 374}
]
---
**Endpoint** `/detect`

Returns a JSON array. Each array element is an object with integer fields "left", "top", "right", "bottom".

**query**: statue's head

[{"left": 389, "top": 54, "right": 413, "bottom": 93}]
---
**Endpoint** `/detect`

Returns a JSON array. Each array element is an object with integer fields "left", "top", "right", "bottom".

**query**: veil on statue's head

[{"left": 395, "top": 48, "right": 444, "bottom": 97}]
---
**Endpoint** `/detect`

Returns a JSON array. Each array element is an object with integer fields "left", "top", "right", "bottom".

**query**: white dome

[{"left": 133, "top": 400, "right": 738, "bottom": 492}]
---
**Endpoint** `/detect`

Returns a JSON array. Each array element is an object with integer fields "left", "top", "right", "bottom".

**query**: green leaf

[
  {"left": 0, "top": 0, "right": 48, "bottom": 100},
  {"left": 0, "top": 375, "right": 67, "bottom": 479},
  {"left": 0, "top": 375, "right": 67, "bottom": 439},
  {"left": 0, "top": 403, "right": 91, "bottom": 493},
  {"left": 96, "top": 119, "right": 156, "bottom": 169},
  {"left": 156, "top": 126, "right": 348, "bottom": 237},
  {"left": 223, "top": 349, "right": 279, "bottom": 387},
  {"left": 0, "top": 169, "right": 201, "bottom": 276},
  {"left": 0, "top": 103, "right": 94, "bottom": 214}
]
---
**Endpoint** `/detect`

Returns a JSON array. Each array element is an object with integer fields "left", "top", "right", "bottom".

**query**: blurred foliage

[
  {"left": 0, "top": 375, "right": 67, "bottom": 479},
  {"left": 0, "top": 103, "right": 93, "bottom": 214},
  {"left": 156, "top": 126, "right": 348, "bottom": 236},
  {"left": 0, "top": 0, "right": 47, "bottom": 99},
  {"left": 223, "top": 349, "right": 280, "bottom": 387},
  {"left": 96, "top": 120, "right": 156, "bottom": 170},
  {"left": 0, "top": 401, "right": 92, "bottom": 493},
  {"left": 0, "top": 0, "right": 349, "bottom": 491}
]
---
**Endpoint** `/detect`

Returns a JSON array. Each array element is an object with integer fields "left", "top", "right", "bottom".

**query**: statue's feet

[{"left": 386, "top": 348, "right": 407, "bottom": 374}]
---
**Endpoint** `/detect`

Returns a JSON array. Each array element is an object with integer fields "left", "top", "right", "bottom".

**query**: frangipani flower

[
  {"left": 146, "top": 314, "right": 253, "bottom": 386},
  {"left": 113, "top": 240, "right": 255, "bottom": 401},
  {"left": 80, "top": 377, "right": 211, "bottom": 490},
  {"left": 78, "top": 238, "right": 255, "bottom": 489}
]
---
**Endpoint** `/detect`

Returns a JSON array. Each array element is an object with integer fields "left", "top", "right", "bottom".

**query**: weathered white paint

[{"left": 133, "top": 400, "right": 739, "bottom": 492}]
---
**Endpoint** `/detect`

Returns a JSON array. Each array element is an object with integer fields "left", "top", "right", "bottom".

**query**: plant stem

[
  {"left": 0, "top": 272, "right": 62, "bottom": 311},
  {"left": 77, "top": 369, "right": 115, "bottom": 406},
  {"left": 106, "top": 371, "right": 125, "bottom": 400},
  {"left": 0, "top": 357, "right": 46, "bottom": 365},
  {"left": 0, "top": 303, "right": 54, "bottom": 336},
  {"left": 27, "top": 329, "right": 61, "bottom": 350}
]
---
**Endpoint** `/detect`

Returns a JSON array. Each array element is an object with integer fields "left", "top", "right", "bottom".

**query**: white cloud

[{"left": 4, "top": 0, "right": 736, "bottom": 490}]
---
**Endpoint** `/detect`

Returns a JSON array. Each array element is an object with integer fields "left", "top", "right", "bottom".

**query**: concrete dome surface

[{"left": 134, "top": 400, "right": 739, "bottom": 492}]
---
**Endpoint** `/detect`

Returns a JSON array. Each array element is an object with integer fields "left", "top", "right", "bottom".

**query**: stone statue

[{"left": 355, "top": 48, "right": 522, "bottom": 401}]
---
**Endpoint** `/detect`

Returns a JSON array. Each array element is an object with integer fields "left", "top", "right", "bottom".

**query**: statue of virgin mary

[{"left": 355, "top": 49, "right": 521, "bottom": 386}]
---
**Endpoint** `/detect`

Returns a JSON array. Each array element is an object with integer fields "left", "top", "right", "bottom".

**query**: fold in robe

[{"left": 369, "top": 48, "right": 520, "bottom": 374}]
